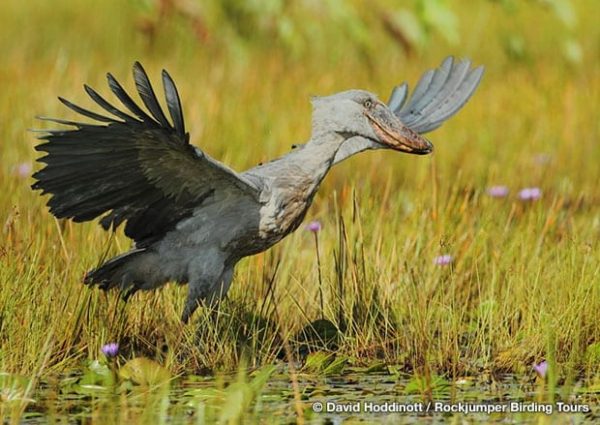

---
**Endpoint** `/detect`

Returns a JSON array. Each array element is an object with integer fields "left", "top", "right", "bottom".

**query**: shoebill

[{"left": 32, "top": 57, "right": 484, "bottom": 322}]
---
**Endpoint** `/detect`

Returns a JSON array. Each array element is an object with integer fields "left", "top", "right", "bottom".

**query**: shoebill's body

[{"left": 32, "top": 57, "right": 484, "bottom": 322}]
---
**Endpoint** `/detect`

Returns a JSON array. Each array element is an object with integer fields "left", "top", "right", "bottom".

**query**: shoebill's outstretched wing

[
  {"left": 388, "top": 56, "right": 484, "bottom": 134},
  {"left": 32, "top": 62, "right": 261, "bottom": 248}
]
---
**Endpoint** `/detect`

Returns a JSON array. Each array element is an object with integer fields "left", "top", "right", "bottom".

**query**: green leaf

[
  {"left": 576, "top": 384, "right": 600, "bottom": 395},
  {"left": 366, "top": 361, "right": 388, "bottom": 374},
  {"left": 0, "top": 373, "right": 34, "bottom": 403},
  {"left": 219, "top": 382, "right": 252, "bottom": 424},
  {"left": 303, "top": 351, "right": 335, "bottom": 373},
  {"left": 323, "top": 356, "right": 348, "bottom": 375},
  {"left": 585, "top": 342, "right": 600, "bottom": 363},
  {"left": 249, "top": 365, "right": 277, "bottom": 394},
  {"left": 79, "top": 360, "right": 113, "bottom": 387},
  {"left": 216, "top": 365, "right": 276, "bottom": 423},
  {"left": 405, "top": 374, "right": 450, "bottom": 396},
  {"left": 0, "top": 372, "right": 30, "bottom": 389},
  {"left": 74, "top": 384, "right": 110, "bottom": 395},
  {"left": 119, "top": 357, "right": 171, "bottom": 387}
]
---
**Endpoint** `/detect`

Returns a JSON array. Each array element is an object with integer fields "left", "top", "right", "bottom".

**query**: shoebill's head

[{"left": 310, "top": 89, "right": 433, "bottom": 155}]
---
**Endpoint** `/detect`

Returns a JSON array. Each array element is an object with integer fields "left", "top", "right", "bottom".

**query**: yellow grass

[{"left": 1, "top": 0, "right": 599, "bottom": 388}]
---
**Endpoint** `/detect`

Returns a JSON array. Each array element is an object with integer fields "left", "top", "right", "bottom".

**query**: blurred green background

[{"left": 1, "top": 0, "right": 597, "bottom": 173}]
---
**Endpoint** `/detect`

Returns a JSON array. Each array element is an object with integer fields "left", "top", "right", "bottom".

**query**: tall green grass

[{"left": 0, "top": 0, "right": 598, "bottom": 389}]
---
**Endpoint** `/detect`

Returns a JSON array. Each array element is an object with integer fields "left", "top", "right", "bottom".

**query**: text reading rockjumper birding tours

[{"left": 312, "top": 401, "right": 591, "bottom": 415}]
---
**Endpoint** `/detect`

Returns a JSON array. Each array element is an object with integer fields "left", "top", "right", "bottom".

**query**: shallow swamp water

[{"left": 5, "top": 365, "right": 600, "bottom": 424}]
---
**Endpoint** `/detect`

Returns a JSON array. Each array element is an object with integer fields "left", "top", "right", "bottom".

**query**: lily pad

[
  {"left": 365, "top": 361, "right": 389, "bottom": 374},
  {"left": 302, "top": 351, "right": 348, "bottom": 375},
  {"left": 303, "top": 351, "right": 335, "bottom": 373},
  {"left": 79, "top": 360, "right": 113, "bottom": 387},
  {"left": 119, "top": 357, "right": 171, "bottom": 387},
  {"left": 405, "top": 374, "right": 450, "bottom": 396},
  {"left": 323, "top": 356, "right": 348, "bottom": 375}
]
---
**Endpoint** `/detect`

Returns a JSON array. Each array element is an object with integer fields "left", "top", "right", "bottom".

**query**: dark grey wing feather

[
  {"left": 162, "top": 69, "right": 186, "bottom": 138},
  {"left": 132, "top": 62, "right": 172, "bottom": 128},
  {"left": 387, "top": 56, "right": 484, "bottom": 134},
  {"left": 34, "top": 116, "right": 93, "bottom": 127},
  {"left": 84, "top": 83, "right": 140, "bottom": 123},
  {"left": 32, "top": 63, "right": 260, "bottom": 248},
  {"left": 105, "top": 73, "right": 154, "bottom": 123},
  {"left": 58, "top": 97, "right": 118, "bottom": 123}
]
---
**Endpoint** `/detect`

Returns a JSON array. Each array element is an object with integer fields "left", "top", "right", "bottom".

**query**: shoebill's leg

[
  {"left": 182, "top": 259, "right": 235, "bottom": 323},
  {"left": 206, "top": 266, "right": 235, "bottom": 304}
]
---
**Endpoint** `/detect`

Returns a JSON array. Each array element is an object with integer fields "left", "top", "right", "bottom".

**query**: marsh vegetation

[{"left": 0, "top": 0, "right": 598, "bottom": 422}]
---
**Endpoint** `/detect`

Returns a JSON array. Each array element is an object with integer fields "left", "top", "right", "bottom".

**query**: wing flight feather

[
  {"left": 32, "top": 63, "right": 260, "bottom": 247},
  {"left": 388, "top": 56, "right": 484, "bottom": 134}
]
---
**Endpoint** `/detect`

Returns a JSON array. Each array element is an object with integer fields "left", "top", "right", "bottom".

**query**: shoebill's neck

[
  {"left": 332, "top": 136, "right": 383, "bottom": 166},
  {"left": 294, "top": 130, "right": 347, "bottom": 183}
]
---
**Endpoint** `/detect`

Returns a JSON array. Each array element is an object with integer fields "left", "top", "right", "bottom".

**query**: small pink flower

[
  {"left": 306, "top": 221, "right": 322, "bottom": 233},
  {"left": 14, "top": 162, "right": 32, "bottom": 178},
  {"left": 533, "top": 360, "right": 548, "bottom": 378},
  {"left": 486, "top": 185, "right": 509, "bottom": 198},
  {"left": 518, "top": 187, "right": 542, "bottom": 201},
  {"left": 434, "top": 254, "right": 453, "bottom": 266}
]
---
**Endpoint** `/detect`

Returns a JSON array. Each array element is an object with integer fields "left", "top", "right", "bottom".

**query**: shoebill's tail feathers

[{"left": 84, "top": 248, "right": 161, "bottom": 297}]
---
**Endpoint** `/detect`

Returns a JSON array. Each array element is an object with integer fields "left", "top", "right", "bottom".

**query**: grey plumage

[
  {"left": 333, "top": 57, "right": 484, "bottom": 164},
  {"left": 395, "top": 57, "right": 484, "bottom": 133},
  {"left": 32, "top": 57, "right": 483, "bottom": 322},
  {"left": 387, "top": 82, "right": 408, "bottom": 112}
]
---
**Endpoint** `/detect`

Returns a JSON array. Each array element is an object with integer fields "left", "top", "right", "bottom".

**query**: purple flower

[
  {"left": 14, "top": 162, "right": 32, "bottom": 179},
  {"left": 533, "top": 360, "right": 548, "bottom": 378},
  {"left": 434, "top": 254, "right": 453, "bottom": 266},
  {"left": 306, "top": 220, "right": 322, "bottom": 233},
  {"left": 101, "top": 342, "right": 119, "bottom": 358},
  {"left": 486, "top": 185, "right": 509, "bottom": 198},
  {"left": 518, "top": 187, "right": 542, "bottom": 201}
]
